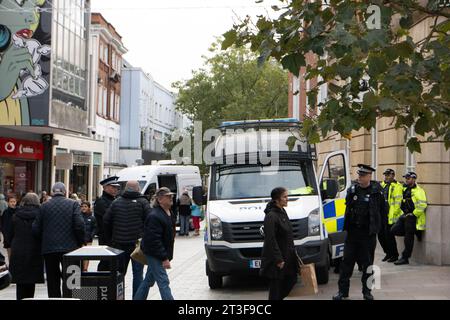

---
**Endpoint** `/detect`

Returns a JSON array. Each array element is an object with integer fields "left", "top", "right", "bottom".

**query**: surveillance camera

[{"left": 88, "top": 126, "right": 96, "bottom": 135}]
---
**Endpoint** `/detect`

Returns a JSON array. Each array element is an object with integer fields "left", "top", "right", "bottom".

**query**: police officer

[
  {"left": 333, "top": 164, "right": 386, "bottom": 300},
  {"left": 394, "top": 172, "right": 427, "bottom": 265},
  {"left": 94, "top": 176, "right": 120, "bottom": 271},
  {"left": 380, "top": 169, "right": 403, "bottom": 263}
]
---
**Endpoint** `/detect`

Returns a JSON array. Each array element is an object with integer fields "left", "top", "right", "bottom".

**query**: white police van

[
  {"left": 192, "top": 119, "right": 350, "bottom": 289},
  {"left": 116, "top": 160, "right": 201, "bottom": 200}
]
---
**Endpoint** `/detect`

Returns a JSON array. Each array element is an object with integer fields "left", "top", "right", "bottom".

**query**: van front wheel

[
  {"left": 315, "top": 255, "right": 330, "bottom": 285},
  {"left": 206, "top": 261, "right": 223, "bottom": 289}
]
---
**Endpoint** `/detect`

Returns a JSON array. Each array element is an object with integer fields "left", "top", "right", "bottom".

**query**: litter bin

[{"left": 62, "top": 246, "right": 125, "bottom": 300}]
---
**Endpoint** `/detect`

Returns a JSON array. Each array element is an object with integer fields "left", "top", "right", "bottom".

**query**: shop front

[{"left": 0, "top": 137, "right": 44, "bottom": 198}]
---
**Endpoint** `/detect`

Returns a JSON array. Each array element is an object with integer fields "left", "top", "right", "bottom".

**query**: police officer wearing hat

[
  {"left": 333, "top": 164, "right": 386, "bottom": 300},
  {"left": 94, "top": 176, "right": 120, "bottom": 271},
  {"left": 380, "top": 169, "right": 403, "bottom": 263},
  {"left": 394, "top": 172, "right": 427, "bottom": 265}
]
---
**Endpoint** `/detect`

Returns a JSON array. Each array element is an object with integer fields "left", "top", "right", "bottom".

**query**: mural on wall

[{"left": 0, "top": 0, "right": 51, "bottom": 126}]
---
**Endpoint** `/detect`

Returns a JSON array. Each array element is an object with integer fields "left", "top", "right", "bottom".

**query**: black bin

[{"left": 63, "top": 246, "right": 125, "bottom": 300}]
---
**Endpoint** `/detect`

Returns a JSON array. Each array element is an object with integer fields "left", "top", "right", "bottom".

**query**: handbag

[
  {"left": 131, "top": 239, "right": 147, "bottom": 265},
  {"left": 288, "top": 251, "right": 319, "bottom": 297},
  {"left": 391, "top": 214, "right": 406, "bottom": 236}
]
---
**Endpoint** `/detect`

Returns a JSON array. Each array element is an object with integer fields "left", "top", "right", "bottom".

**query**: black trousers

[
  {"left": 338, "top": 228, "right": 376, "bottom": 295},
  {"left": 112, "top": 242, "right": 135, "bottom": 275},
  {"left": 268, "top": 275, "right": 297, "bottom": 300},
  {"left": 16, "top": 283, "right": 36, "bottom": 300},
  {"left": 43, "top": 252, "right": 65, "bottom": 298},
  {"left": 385, "top": 223, "right": 399, "bottom": 258},
  {"left": 402, "top": 215, "right": 417, "bottom": 259},
  {"left": 97, "top": 233, "right": 110, "bottom": 271}
]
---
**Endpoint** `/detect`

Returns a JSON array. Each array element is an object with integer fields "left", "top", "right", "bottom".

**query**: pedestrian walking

[
  {"left": 333, "top": 164, "right": 386, "bottom": 301},
  {"left": 6, "top": 193, "right": 44, "bottom": 300},
  {"left": 191, "top": 201, "right": 202, "bottom": 236},
  {"left": 81, "top": 201, "right": 96, "bottom": 272},
  {"left": 94, "top": 176, "right": 120, "bottom": 271},
  {"left": 260, "top": 187, "right": 298, "bottom": 300},
  {"left": 32, "top": 182, "right": 85, "bottom": 298},
  {"left": 103, "top": 181, "right": 150, "bottom": 298},
  {"left": 1, "top": 195, "right": 17, "bottom": 261},
  {"left": 134, "top": 187, "right": 175, "bottom": 300},
  {"left": 394, "top": 172, "right": 427, "bottom": 265},
  {"left": 0, "top": 194, "right": 7, "bottom": 216},
  {"left": 380, "top": 169, "right": 403, "bottom": 263},
  {"left": 177, "top": 192, "right": 192, "bottom": 236}
]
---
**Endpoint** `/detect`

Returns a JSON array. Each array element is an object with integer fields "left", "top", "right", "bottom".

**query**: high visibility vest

[
  {"left": 381, "top": 181, "right": 404, "bottom": 225},
  {"left": 402, "top": 184, "right": 428, "bottom": 231},
  {"left": 289, "top": 186, "right": 314, "bottom": 195}
]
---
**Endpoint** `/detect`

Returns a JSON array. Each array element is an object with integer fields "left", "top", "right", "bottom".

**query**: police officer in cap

[
  {"left": 333, "top": 164, "right": 386, "bottom": 300},
  {"left": 94, "top": 176, "right": 120, "bottom": 271}
]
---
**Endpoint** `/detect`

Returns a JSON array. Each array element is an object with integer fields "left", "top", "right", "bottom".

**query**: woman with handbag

[{"left": 260, "top": 187, "right": 298, "bottom": 300}]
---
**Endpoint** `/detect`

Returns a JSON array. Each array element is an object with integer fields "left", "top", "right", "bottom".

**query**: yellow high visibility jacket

[
  {"left": 381, "top": 180, "right": 404, "bottom": 225},
  {"left": 402, "top": 184, "right": 428, "bottom": 231}
]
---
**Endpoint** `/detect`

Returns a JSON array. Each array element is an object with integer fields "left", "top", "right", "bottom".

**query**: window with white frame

[
  {"left": 406, "top": 125, "right": 416, "bottom": 173},
  {"left": 371, "top": 125, "right": 378, "bottom": 170}
]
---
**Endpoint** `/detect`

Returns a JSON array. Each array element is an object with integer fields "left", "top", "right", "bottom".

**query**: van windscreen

[{"left": 210, "top": 160, "right": 317, "bottom": 200}]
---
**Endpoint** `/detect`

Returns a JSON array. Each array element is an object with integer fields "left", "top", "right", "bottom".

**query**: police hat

[
  {"left": 99, "top": 176, "right": 120, "bottom": 187},
  {"left": 403, "top": 172, "right": 417, "bottom": 179},
  {"left": 383, "top": 168, "right": 395, "bottom": 175},
  {"left": 356, "top": 164, "right": 376, "bottom": 175}
]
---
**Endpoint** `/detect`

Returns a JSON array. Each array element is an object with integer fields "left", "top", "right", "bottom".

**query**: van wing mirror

[
  {"left": 193, "top": 186, "right": 205, "bottom": 205},
  {"left": 321, "top": 179, "right": 339, "bottom": 200}
]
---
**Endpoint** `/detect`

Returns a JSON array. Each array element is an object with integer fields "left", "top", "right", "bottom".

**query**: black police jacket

[
  {"left": 94, "top": 191, "right": 115, "bottom": 240},
  {"left": 343, "top": 181, "right": 386, "bottom": 235}
]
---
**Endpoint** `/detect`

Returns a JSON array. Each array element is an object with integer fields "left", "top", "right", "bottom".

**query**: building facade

[
  {"left": 0, "top": 0, "right": 104, "bottom": 202},
  {"left": 288, "top": 16, "right": 450, "bottom": 265},
  {"left": 120, "top": 64, "right": 190, "bottom": 168},
  {"left": 90, "top": 13, "right": 128, "bottom": 178}
]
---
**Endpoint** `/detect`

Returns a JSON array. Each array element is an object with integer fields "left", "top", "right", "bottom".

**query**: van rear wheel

[{"left": 206, "top": 261, "right": 223, "bottom": 289}]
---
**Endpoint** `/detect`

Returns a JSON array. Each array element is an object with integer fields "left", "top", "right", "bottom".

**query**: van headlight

[
  {"left": 308, "top": 208, "right": 320, "bottom": 236},
  {"left": 210, "top": 214, "right": 223, "bottom": 240}
]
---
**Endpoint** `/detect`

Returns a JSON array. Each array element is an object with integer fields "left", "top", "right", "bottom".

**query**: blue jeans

[
  {"left": 180, "top": 215, "right": 190, "bottom": 235},
  {"left": 133, "top": 255, "right": 174, "bottom": 300}
]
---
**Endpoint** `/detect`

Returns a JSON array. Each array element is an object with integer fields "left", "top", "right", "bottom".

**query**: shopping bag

[
  {"left": 288, "top": 253, "right": 319, "bottom": 297},
  {"left": 131, "top": 239, "right": 147, "bottom": 265},
  {"left": 391, "top": 214, "right": 406, "bottom": 236}
]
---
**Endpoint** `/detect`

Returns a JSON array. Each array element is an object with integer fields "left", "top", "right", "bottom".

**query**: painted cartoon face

[{"left": 0, "top": 0, "right": 46, "bottom": 38}]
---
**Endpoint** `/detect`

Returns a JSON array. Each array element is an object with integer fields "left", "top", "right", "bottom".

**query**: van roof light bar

[{"left": 219, "top": 118, "right": 300, "bottom": 130}]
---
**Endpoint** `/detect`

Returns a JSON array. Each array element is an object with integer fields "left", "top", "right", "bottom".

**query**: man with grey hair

[
  {"left": 33, "top": 182, "right": 85, "bottom": 298},
  {"left": 104, "top": 180, "right": 151, "bottom": 298}
]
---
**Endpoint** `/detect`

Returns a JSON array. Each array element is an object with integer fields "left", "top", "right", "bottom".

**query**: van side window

[
  {"left": 145, "top": 183, "right": 157, "bottom": 201},
  {"left": 321, "top": 154, "right": 346, "bottom": 192}
]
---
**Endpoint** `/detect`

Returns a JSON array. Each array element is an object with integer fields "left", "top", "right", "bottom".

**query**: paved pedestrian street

[{"left": 1, "top": 229, "right": 450, "bottom": 300}]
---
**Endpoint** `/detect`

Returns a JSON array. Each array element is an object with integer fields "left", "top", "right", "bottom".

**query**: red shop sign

[{"left": 0, "top": 138, "right": 44, "bottom": 160}]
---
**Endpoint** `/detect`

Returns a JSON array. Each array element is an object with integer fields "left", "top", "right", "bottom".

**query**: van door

[{"left": 318, "top": 151, "right": 350, "bottom": 259}]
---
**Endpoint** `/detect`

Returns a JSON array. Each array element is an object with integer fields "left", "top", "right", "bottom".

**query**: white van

[
  {"left": 116, "top": 162, "right": 202, "bottom": 200},
  {"left": 192, "top": 118, "right": 350, "bottom": 289}
]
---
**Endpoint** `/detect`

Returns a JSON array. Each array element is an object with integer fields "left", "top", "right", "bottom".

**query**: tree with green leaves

[
  {"left": 223, "top": 0, "right": 450, "bottom": 152},
  {"left": 172, "top": 41, "right": 288, "bottom": 131}
]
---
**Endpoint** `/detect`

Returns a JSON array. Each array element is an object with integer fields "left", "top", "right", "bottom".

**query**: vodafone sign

[{"left": 0, "top": 138, "right": 44, "bottom": 160}]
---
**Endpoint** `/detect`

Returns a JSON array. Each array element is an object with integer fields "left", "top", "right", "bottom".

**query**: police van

[
  {"left": 116, "top": 160, "right": 201, "bottom": 201},
  {"left": 192, "top": 118, "right": 350, "bottom": 289}
]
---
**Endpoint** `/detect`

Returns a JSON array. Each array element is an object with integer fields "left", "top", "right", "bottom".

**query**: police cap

[
  {"left": 383, "top": 168, "right": 395, "bottom": 175},
  {"left": 403, "top": 172, "right": 417, "bottom": 179},
  {"left": 356, "top": 164, "right": 376, "bottom": 176},
  {"left": 99, "top": 176, "right": 120, "bottom": 187}
]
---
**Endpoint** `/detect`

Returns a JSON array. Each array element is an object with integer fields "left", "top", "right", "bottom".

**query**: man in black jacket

[
  {"left": 32, "top": 182, "right": 85, "bottom": 298},
  {"left": 94, "top": 176, "right": 120, "bottom": 271},
  {"left": 333, "top": 164, "right": 386, "bottom": 301},
  {"left": 134, "top": 187, "right": 175, "bottom": 300},
  {"left": 103, "top": 180, "right": 151, "bottom": 298}
]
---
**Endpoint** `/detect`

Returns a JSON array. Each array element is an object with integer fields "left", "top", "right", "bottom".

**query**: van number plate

[{"left": 249, "top": 260, "right": 261, "bottom": 269}]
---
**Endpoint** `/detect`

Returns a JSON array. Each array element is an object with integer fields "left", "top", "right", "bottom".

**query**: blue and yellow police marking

[{"left": 323, "top": 199, "right": 346, "bottom": 233}]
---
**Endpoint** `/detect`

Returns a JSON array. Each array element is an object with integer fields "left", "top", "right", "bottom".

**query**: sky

[{"left": 91, "top": 0, "right": 279, "bottom": 91}]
